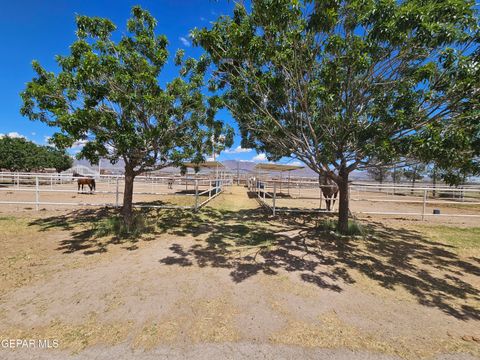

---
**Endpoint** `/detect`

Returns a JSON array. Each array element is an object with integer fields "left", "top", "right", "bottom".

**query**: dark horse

[
  {"left": 319, "top": 173, "right": 339, "bottom": 211},
  {"left": 72, "top": 172, "right": 96, "bottom": 193}
]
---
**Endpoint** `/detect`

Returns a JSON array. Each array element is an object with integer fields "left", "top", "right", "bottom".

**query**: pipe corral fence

[
  {"left": 248, "top": 178, "right": 480, "bottom": 220},
  {"left": 0, "top": 172, "right": 231, "bottom": 211}
]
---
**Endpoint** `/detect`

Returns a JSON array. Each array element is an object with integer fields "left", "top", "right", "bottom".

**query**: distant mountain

[
  {"left": 222, "top": 160, "right": 256, "bottom": 173},
  {"left": 223, "top": 160, "right": 371, "bottom": 180},
  {"left": 72, "top": 158, "right": 374, "bottom": 181},
  {"left": 73, "top": 158, "right": 125, "bottom": 174}
]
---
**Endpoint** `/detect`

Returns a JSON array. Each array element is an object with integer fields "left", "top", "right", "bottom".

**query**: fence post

[
  {"left": 115, "top": 177, "right": 120, "bottom": 208},
  {"left": 422, "top": 189, "right": 427, "bottom": 221},
  {"left": 319, "top": 186, "right": 324, "bottom": 210},
  {"left": 273, "top": 181, "right": 277, "bottom": 216},
  {"left": 35, "top": 176, "right": 39, "bottom": 211},
  {"left": 194, "top": 179, "right": 199, "bottom": 211}
]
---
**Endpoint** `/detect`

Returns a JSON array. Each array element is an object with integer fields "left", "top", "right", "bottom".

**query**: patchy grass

[
  {"left": 269, "top": 311, "right": 477, "bottom": 360},
  {"left": 316, "top": 218, "right": 365, "bottom": 236},
  {"left": 93, "top": 213, "right": 156, "bottom": 239},
  {"left": 0, "top": 216, "right": 56, "bottom": 294},
  {"left": 0, "top": 313, "right": 132, "bottom": 353},
  {"left": 417, "top": 225, "right": 480, "bottom": 252}
]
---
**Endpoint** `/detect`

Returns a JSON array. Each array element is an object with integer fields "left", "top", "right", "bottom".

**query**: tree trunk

[
  {"left": 122, "top": 167, "right": 135, "bottom": 227},
  {"left": 337, "top": 171, "right": 350, "bottom": 234}
]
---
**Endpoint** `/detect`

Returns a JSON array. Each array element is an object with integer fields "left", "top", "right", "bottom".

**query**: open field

[{"left": 0, "top": 186, "right": 479, "bottom": 359}]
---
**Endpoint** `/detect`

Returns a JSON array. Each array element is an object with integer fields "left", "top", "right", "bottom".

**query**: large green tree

[
  {"left": 0, "top": 136, "right": 39, "bottom": 172},
  {"left": 21, "top": 6, "right": 232, "bottom": 225},
  {"left": 41, "top": 146, "right": 73, "bottom": 173},
  {"left": 0, "top": 136, "right": 72, "bottom": 172},
  {"left": 194, "top": 0, "right": 479, "bottom": 233}
]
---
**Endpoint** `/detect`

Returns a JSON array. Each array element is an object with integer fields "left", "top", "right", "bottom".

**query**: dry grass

[
  {"left": 270, "top": 311, "right": 478, "bottom": 360},
  {"left": 132, "top": 296, "right": 240, "bottom": 349},
  {"left": 270, "top": 311, "right": 392, "bottom": 353},
  {"left": 0, "top": 313, "right": 132, "bottom": 353},
  {"left": 0, "top": 216, "right": 57, "bottom": 294}
]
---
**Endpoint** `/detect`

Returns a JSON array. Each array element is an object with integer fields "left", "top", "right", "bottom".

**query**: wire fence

[
  {"left": 249, "top": 178, "right": 480, "bottom": 220},
  {"left": 0, "top": 172, "right": 231, "bottom": 211}
]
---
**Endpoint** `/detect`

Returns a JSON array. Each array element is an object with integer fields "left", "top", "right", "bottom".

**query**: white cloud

[
  {"left": 200, "top": 16, "right": 206, "bottom": 22},
  {"left": 72, "top": 139, "right": 88, "bottom": 148},
  {"left": 69, "top": 139, "right": 116, "bottom": 155},
  {"left": 0, "top": 132, "right": 26, "bottom": 139},
  {"left": 179, "top": 36, "right": 191, "bottom": 47},
  {"left": 44, "top": 135, "right": 51, "bottom": 144},
  {"left": 252, "top": 153, "right": 268, "bottom": 162},
  {"left": 287, "top": 161, "right": 303, "bottom": 167},
  {"left": 224, "top": 146, "right": 252, "bottom": 154},
  {"left": 31, "top": 132, "right": 36, "bottom": 136}
]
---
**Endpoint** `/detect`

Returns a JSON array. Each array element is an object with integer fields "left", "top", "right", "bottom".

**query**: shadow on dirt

[{"left": 29, "top": 203, "right": 480, "bottom": 320}]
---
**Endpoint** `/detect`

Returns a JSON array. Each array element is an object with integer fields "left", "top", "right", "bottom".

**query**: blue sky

[{"left": 0, "top": 0, "right": 297, "bottom": 164}]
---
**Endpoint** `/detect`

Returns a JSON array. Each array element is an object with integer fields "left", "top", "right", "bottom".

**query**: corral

[
  {"left": 0, "top": 170, "right": 479, "bottom": 360},
  {"left": 2, "top": 170, "right": 480, "bottom": 226},
  {"left": 0, "top": 184, "right": 479, "bottom": 360},
  {"left": 250, "top": 177, "right": 480, "bottom": 225},
  {"left": 0, "top": 170, "right": 230, "bottom": 211}
]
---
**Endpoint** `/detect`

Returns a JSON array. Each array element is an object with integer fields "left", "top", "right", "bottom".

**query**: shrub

[
  {"left": 317, "top": 218, "right": 364, "bottom": 236},
  {"left": 93, "top": 213, "right": 153, "bottom": 238}
]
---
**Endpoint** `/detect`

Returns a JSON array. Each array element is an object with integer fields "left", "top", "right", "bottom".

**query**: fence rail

[
  {"left": 0, "top": 172, "right": 231, "bottom": 211},
  {"left": 249, "top": 179, "right": 480, "bottom": 220}
]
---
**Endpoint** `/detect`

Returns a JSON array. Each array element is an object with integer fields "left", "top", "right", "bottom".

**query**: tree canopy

[
  {"left": 0, "top": 136, "right": 72, "bottom": 172},
  {"left": 21, "top": 6, "right": 233, "bottom": 224},
  {"left": 194, "top": 0, "right": 479, "bottom": 232}
]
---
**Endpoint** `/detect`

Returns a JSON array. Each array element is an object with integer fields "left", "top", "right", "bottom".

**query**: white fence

[
  {"left": 0, "top": 172, "right": 231, "bottom": 211},
  {"left": 250, "top": 179, "right": 480, "bottom": 220}
]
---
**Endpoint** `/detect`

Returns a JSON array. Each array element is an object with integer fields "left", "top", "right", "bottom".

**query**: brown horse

[
  {"left": 319, "top": 173, "right": 338, "bottom": 211},
  {"left": 73, "top": 172, "right": 96, "bottom": 193}
]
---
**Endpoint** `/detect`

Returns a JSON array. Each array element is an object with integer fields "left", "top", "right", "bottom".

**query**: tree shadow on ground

[
  {"left": 29, "top": 204, "right": 480, "bottom": 320},
  {"left": 28, "top": 207, "right": 152, "bottom": 255},
  {"left": 156, "top": 208, "right": 480, "bottom": 321}
]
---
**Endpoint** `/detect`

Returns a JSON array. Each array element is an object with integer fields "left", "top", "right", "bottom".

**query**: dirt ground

[{"left": 0, "top": 186, "right": 479, "bottom": 359}]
